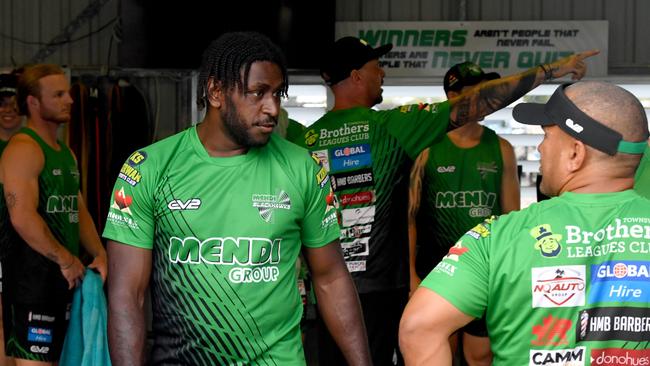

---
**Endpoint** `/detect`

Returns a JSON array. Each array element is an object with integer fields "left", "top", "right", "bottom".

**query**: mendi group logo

[{"left": 168, "top": 236, "right": 282, "bottom": 283}]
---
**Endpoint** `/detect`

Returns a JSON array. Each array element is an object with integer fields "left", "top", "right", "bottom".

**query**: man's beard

[
  {"left": 40, "top": 107, "right": 70, "bottom": 124},
  {"left": 221, "top": 96, "right": 276, "bottom": 148}
]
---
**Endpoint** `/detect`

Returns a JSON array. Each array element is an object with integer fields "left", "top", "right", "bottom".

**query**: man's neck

[
  {"left": 447, "top": 122, "right": 484, "bottom": 148},
  {"left": 26, "top": 118, "right": 60, "bottom": 149},
  {"left": 197, "top": 114, "right": 248, "bottom": 157}
]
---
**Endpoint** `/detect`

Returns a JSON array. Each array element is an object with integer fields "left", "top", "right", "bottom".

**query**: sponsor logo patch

[
  {"left": 27, "top": 327, "right": 52, "bottom": 344},
  {"left": 531, "top": 224, "right": 562, "bottom": 258},
  {"left": 477, "top": 161, "right": 497, "bottom": 179},
  {"left": 314, "top": 122, "right": 370, "bottom": 148},
  {"left": 111, "top": 187, "right": 133, "bottom": 214},
  {"left": 329, "top": 143, "right": 372, "bottom": 171},
  {"left": 339, "top": 191, "right": 375, "bottom": 206},
  {"left": 532, "top": 266, "right": 586, "bottom": 308},
  {"left": 168, "top": 198, "right": 202, "bottom": 211},
  {"left": 531, "top": 315, "right": 573, "bottom": 346},
  {"left": 251, "top": 191, "right": 291, "bottom": 222},
  {"left": 529, "top": 347, "right": 586, "bottom": 366},
  {"left": 330, "top": 168, "right": 374, "bottom": 192},
  {"left": 340, "top": 224, "right": 372, "bottom": 239},
  {"left": 341, "top": 206, "right": 375, "bottom": 227},
  {"left": 436, "top": 165, "right": 456, "bottom": 173},
  {"left": 443, "top": 241, "right": 468, "bottom": 262},
  {"left": 346, "top": 260, "right": 366, "bottom": 272},
  {"left": 591, "top": 348, "right": 650, "bottom": 366},
  {"left": 341, "top": 237, "right": 370, "bottom": 258},
  {"left": 589, "top": 261, "right": 650, "bottom": 304},
  {"left": 311, "top": 149, "right": 330, "bottom": 172},
  {"left": 577, "top": 307, "right": 650, "bottom": 342},
  {"left": 127, "top": 150, "right": 147, "bottom": 166},
  {"left": 29, "top": 345, "right": 49, "bottom": 354},
  {"left": 304, "top": 129, "right": 318, "bottom": 147}
]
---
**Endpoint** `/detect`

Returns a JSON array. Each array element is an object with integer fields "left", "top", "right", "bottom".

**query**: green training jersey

[
  {"left": 103, "top": 126, "right": 339, "bottom": 365},
  {"left": 634, "top": 144, "right": 650, "bottom": 199},
  {"left": 0, "top": 139, "right": 7, "bottom": 153},
  {"left": 290, "top": 102, "right": 450, "bottom": 293},
  {"left": 422, "top": 190, "right": 650, "bottom": 365},
  {"left": 0, "top": 127, "right": 79, "bottom": 257},
  {"left": 416, "top": 127, "right": 503, "bottom": 276}
]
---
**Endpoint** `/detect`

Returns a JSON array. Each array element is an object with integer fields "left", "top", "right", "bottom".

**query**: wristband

[{"left": 539, "top": 64, "right": 553, "bottom": 81}]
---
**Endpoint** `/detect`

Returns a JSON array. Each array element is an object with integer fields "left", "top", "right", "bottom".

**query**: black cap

[
  {"left": 0, "top": 73, "right": 17, "bottom": 97},
  {"left": 513, "top": 83, "right": 648, "bottom": 156},
  {"left": 320, "top": 36, "right": 393, "bottom": 86},
  {"left": 443, "top": 62, "right": 500, "bottom": 93}
]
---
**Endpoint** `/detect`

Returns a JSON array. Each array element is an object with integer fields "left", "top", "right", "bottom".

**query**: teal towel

[{"left": 60, "top": 269, "right": 111, "bottom": 366}]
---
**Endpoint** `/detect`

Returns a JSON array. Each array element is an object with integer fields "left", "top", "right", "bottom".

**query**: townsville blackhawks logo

[{"left": 252, "top": 191, "right": 291, "bottom": 222}]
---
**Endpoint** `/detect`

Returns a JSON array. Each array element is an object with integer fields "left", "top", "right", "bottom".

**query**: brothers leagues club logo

[
  {"left": 531, "top": 224, "right": 562, "bottom": 257},
  {"left": 252, "top": 191, "right": 291, "bottom": 222}
]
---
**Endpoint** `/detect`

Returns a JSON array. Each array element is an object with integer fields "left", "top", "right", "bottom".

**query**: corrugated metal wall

[
  {"left": 335, "top": 0, "right": 650, "bottom": 73},
  {"left": 1, "top": 0, "right": 648, "bottom": 72},
  {"left": 0, "top": 0, "right": 118, "bottom": 67}
]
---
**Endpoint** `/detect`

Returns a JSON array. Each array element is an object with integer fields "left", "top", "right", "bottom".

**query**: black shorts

[
  {"left": 3, "top": 302, "right": 71, "bottom": 362},
  {"left": 463, "top": 315, "right": 488, "bottom": 337}
]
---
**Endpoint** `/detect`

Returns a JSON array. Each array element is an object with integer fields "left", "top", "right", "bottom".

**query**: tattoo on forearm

[
  {"left": 5, "top": 191, "right": 16, "bottom": 208},
  {"left": 456, "top": 69, "right": 537, "bottom": 125}
]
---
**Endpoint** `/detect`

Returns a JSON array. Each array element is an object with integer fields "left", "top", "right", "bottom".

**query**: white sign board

[{"left": 336, "top": 21, "right": 608, "bottom": 77}]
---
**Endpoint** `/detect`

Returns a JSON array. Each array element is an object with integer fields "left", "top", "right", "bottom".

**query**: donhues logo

[
  {"left": 532, "top": 266, "right": 586, "bottom": 308},
  {"left": 252, "top": 191, "right": 291, "bottom": 222},
  {"left": 531, "top": 224, "right": 562, "bottom": 257},
  {"left": 591, "top": 348, "right": 650, "bottom": 366},
  {"left": 529, "top": 347, "right": 585, "bottom": 366}
]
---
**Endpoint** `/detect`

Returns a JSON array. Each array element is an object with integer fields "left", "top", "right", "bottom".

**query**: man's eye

[{"left": 248, "top": 91, "right": 263, "bottom": 97}]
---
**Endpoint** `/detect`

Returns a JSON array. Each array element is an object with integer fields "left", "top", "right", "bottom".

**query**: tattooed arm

[
  {"left": 1, "top": 134, "right": 84, "bottom": 289},
  {"left": 107, "top": 241, "right": 152, "bottom": 366},
  {"left": 408, "top": 148, "right": 429, "bottom": 297},
  {"left": 448, "top": 50, "right": 600, "bottom": 129}
]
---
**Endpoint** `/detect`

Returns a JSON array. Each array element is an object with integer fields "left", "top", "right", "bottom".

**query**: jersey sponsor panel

[
  {"left": 339, "top": 191, "right": 375, "bottom": 206},
  {"left": 346, "top": 260, "right": 366, "bottom": 273},
  {"left": 341, "top": 205, "right": 375, "bottom": 227},
  {"left": 330, "top": 168, "right": 374, "bottom": 192},
  {"left": 590, "top": 348, "right": 650, "bottom": 366},
  {"left": 531, "top": 266, "right": 586, "bottom": 308},
  {"left": 340, "top": 224, "right": 372, "bottom": 239},
  {"left": 528, "top": 347, "right": 585, "bottom": 366},
  {"left": 311, "top": 149, "right": 330, "bottom": 171},
  {"left": 576, "top": 307, "right": 650, "bottom": 342},
  {"left": 341, "top": 237, "right": 370, "bottom": 258},
  {"left": 305, "top": 122, "right": 371, "bottom": 148},
  {"left": 588, "top": 261, "right": 650, "bottom": 303},
  {"left": 531, "top": 315, "right": 573, "bottom": 346},
  {"left": 329, "top": 143, "right": 372, "bottom": 172}
]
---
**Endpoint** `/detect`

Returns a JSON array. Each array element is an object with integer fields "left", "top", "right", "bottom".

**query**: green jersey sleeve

[
  {"left": 634, "top": 144, "right": 650, "bottom": 199},
  {"left": 420, "top": 216, "right": 493, "bottom": 319},
  {"left": 102, "top": 150, "right": 156, "bottom": 249},
  {"left": 300, "top": 154, "right": 339, "bottom": 248},
  {"left": 379, "top": 101, "right": 451, "bottom": 159}
]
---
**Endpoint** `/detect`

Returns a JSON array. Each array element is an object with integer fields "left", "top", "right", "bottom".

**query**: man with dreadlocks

[{"left": 103, "top": 32, "right": 370, "bottom": 365}]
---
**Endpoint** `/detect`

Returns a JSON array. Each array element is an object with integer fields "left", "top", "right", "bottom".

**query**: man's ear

[
  {"left": 567, "top": 139, "right": 587, "bottom": 173},
  {"left": 206, "top": 78, "right": 224, "bottom": 108},
  {"left": 27, "top": 95, "right": 39, "bottom": 111}
]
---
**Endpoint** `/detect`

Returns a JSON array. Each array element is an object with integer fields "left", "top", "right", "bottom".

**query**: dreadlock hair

[
  {"left": 197, "top": 31, "right": 289, "bottom": 110},
  {"left": 17, "top": 64, "right": 65, "bottom": 116}
]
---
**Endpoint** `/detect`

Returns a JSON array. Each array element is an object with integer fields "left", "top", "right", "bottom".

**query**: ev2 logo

[{"left": 168, "top": 198, "right": 202, "bottom": 211}]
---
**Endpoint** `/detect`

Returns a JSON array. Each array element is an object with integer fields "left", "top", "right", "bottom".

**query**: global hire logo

[{"left": 252, "top": 191, "right": 291, "bottom": 222}]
